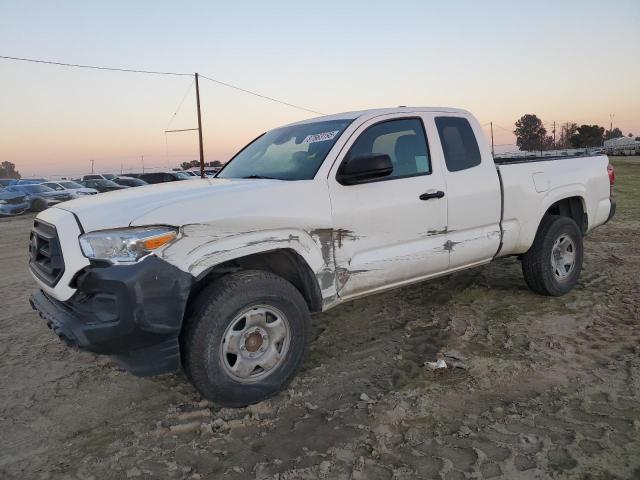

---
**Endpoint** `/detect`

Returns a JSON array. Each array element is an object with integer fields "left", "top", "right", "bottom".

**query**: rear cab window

[{"left": 435, "top": 117, "right": 481, "bottom": 172}]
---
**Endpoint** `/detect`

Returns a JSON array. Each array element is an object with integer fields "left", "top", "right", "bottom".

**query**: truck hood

[{"left": 56, "top": 178, "right": 288, "bottom": 232}]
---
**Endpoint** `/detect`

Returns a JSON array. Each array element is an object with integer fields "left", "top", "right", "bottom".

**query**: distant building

[{"left": 604, "top": 136, "right": 638, "bottom": 148}]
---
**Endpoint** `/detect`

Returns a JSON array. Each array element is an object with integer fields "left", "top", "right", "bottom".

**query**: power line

[
  {"left": 199, "top": 74, "right": 325, "bottom": 115},
  {"left": 165, "top": 78, "right": 195, "bottom": 130},
  {"left": 0, "top": 54, "right": 191, "bottom": 76},
  {"left": 1, "top": 54, "right": 325, "bottom": 115},
  {"left": 493, "top": 123, "right": 514, "bottom": 134}
]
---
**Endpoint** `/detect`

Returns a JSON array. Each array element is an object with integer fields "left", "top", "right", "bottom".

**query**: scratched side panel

[
  {"left": 325, "top": 112, "right": 451, "bottom": 299},
  {"left": 427, "top": 112, "right": 502, "bottom": 268}
]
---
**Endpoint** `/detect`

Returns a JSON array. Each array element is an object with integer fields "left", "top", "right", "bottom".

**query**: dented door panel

[{"left": 327, "top": 113, "right": 449, "bottom": 299}]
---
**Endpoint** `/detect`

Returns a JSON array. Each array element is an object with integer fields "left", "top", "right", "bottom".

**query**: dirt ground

[{"left": 1, "top": 158, "right": 638, "bottom": 480}]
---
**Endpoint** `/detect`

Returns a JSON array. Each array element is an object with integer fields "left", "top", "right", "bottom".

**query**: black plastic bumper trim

[{"left": 30, "top": 256, "right": 193, "bottom": 377}]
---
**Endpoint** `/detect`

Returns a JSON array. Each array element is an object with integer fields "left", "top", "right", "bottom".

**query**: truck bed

[
  {"left": 496, "top": 154, "right": 612, "bottom": 256},
  {"left": 494, "top": 151, "right": 602, "bottom": 165}
]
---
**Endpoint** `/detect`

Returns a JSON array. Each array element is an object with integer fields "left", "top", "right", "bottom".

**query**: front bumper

[
  {"left": 30, "top": 256, "right": 193, "bottom": 376},
  {"left": 0, "top": 202, "right": 29, "bottom": 216}
]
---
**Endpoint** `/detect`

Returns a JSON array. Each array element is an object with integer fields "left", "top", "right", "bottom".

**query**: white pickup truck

[{"left": 29, "top": 107, "right": 616, "bottom": 406}]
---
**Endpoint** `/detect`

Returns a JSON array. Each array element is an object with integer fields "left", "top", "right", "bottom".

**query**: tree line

[
  {"left": 180, "top": 159, "right": 223, "bottom": 170},
  {"left": 514, "top": 114, "right": 637, "bottom": 152},
  {"left": 0, "top": 161, "right": 21, "bottom": 179}
]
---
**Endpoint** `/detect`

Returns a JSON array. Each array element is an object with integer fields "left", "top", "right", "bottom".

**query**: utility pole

[
  {"left": 553, "top": 121, "right": 556, "bottom": 149},
  {"left": 90, "top": 159, "right": 94, "bottom": 173},
  {"left": 163, "top": 73, "right": 205, "bottom": 176},
  {"left": 609, "top": 113, "right": 615, "bottom": 139},
  {"left": 195, "top": 72, "right": 205, "bottom": 178},
  {"left": 141, "top": 155, "right": 145, "bottom": 173},
  {"left": 490, "top": 122, "right": 495, "bottom": 158}
]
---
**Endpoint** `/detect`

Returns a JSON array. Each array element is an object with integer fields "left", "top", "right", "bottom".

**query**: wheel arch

[
  {"left": 518, "top": 194, "right": 587, "bottom": 256},
  {"left": 543, "top": 195, "right": 587, "bottom": 234},
  {"left": 188, "top": 248, "right": 324, "bottom": 314}
]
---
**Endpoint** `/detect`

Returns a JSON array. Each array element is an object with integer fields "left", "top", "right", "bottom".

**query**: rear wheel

[
  {"left": 181, "top": 270, "right": 310, "bottom": 407},
  {"left": 521, "top": 215, "right": 583, "bottom": 296}
]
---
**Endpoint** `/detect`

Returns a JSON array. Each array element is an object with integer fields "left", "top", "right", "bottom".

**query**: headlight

[{"left": 79, "top": 227, "right": 177, "bottom": 264}]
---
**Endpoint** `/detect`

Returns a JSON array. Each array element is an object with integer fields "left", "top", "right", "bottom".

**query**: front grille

[{"left": 29, "top": 220, "right": 65, "bottom": 287}]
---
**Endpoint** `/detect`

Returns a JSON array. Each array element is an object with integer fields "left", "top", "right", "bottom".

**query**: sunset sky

[{"left": 1, "top": 0, "right": 639, "bottom": 177}]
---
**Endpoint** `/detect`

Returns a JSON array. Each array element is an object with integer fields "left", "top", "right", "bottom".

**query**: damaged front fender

[{"left": 158, "top": 225, "right": 339, "bottom": 309}]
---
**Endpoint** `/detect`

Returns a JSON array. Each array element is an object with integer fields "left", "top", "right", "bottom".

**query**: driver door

[{"left": 327, "top": 115, "right": 449, "bottom": 300}]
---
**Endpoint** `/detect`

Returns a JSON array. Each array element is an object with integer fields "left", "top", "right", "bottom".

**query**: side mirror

[{"left": 337, "top": 153, "right": 393, "bottom": 185}]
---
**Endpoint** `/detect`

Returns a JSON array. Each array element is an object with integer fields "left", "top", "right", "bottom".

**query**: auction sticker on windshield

[{"left": 302, "top": 130, "right": 339, "bottom": 144}]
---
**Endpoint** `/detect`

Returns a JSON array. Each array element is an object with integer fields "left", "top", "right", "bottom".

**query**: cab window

[
  {"left": 435, "top": 117, "right": 481, "bottom": 172},
  {"left": 345, "top": 118, "right": 431, "bottom": 180}
]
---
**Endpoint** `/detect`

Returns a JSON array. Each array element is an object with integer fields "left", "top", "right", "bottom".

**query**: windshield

[
  {"left": 102, "top": 174, "right": 116, "bottom": 180},
  {"left": 95, "top": 179, "right": 120, "bottom": 187},
  {"left": 60, "top": 181, "right": 83, "bottom": 189},
  {"left": 174, "top": 172, "right": 190, "bottom": 179},
  {"left": 218, "top": 119, "right": 352, "bottom": 180},
  {"left": 17, "top": 185, "right": 53, "bottom": 193},
  {"left": 118, "top": 177, "right": 146, "bottom": 186}
]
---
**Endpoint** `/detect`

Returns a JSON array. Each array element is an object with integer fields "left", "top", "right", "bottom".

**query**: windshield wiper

[{"left": 242, "top": 175, "right": 280, "bottom": 180}]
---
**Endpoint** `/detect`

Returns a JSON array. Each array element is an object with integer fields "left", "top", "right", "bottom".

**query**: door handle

[{"left": 419, "top": 190, "right": 445, "bottom": 200}]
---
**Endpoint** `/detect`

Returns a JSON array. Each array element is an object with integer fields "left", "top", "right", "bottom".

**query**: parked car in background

[
  {"left": 185, "top": 167, "right": 222, "bottom": 177},
  {"left": 82, "top": 174, "right": 117, "bottom": 181},
  {"left": 80, "top": 179, "right": 129, "bottom": 193},
  {"left": 0, "top": 189, "right": 30, "bottom": 216},
  {"left": 41, "top": 181, "right": 99, "bottom": 198},
  {"left": 4, "top": 184, "right": 73, "bottom": 211},
  {"left": 112, "top": 176, "right": 148, "bottom": 187},
  {"left": 0, "top": 179, "right": 16, "bottom": 188},
  {"left": 128, "top": 171, "right": 191, "bottom": 184},
  {"left": 8, "top": 178, "right": 48, "bottom": 186}
]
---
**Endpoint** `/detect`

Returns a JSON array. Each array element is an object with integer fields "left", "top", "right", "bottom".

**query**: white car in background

[{"left": 41, "top": 181, "right": 99, "bottom": 198}]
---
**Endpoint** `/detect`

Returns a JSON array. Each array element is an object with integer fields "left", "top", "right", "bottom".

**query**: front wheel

[
  {"left": 32, "top": 199, "right": 47, "bottom": 212},
  {"left": 521, "top": 215, "right": 584, "bottom": 296},
  {"left": 181, "top": 270, "right": 310, "bottom": 407}
]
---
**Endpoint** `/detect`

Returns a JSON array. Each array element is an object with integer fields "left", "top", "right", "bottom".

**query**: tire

[
  {"left": 521, "top": 215, "right": 583, "bottom": 296},
  {"left": 181, "top": 270, "right": 310, "bottom": 407},
  {"left": 32, "top": 199, "right": 46, "bottom": 212}
]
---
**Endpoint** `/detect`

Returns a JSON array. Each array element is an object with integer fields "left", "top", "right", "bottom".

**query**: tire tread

[
  {"left": 521, "top": 214, "right": 583, "bottom": 297},
  {"left": 181, "top": 270, "right": 309, "bottom": 407}
]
